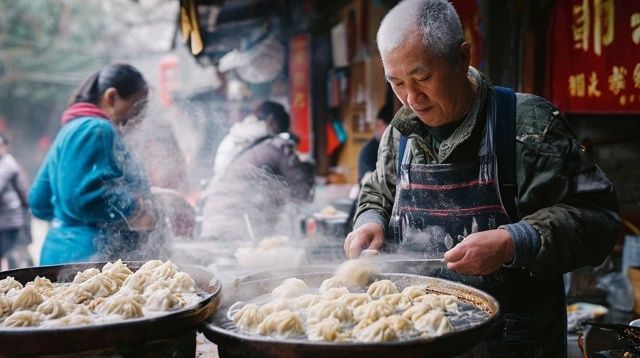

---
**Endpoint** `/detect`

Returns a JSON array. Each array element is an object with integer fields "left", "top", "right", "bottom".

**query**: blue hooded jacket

[{"left": 29, "top": 116, "right": 152, "bottom": 264}]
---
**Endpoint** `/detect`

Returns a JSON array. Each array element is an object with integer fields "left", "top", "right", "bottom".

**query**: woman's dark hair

[
  {"left": 69, "top": 63, "right": 148, "bottom": 106},
  {"left": 255, "top": 101, "right": 290, "bottom": 133},
  {"left": 0, "top": 133, "right": 8, "bottom": 146}
]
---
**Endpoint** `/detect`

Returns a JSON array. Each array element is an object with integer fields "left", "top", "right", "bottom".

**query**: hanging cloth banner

[
  {"left": 548, "top": 0, "right": 640, "bottom": 114},
  {"left": 289, "top": 34, "right": 312, "bottom": 154}
]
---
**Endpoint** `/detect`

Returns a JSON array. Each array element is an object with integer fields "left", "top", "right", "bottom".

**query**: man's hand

[
  {"left": 343, "top": 223, "right": 384, "bottom": 259},
  {"left": 443, "top": 229, "right": 514, "bottom": 275}
]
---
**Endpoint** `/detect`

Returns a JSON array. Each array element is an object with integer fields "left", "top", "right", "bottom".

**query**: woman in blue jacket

[{"left": 29, "top": 63, "right": 157, "bottom": 265}]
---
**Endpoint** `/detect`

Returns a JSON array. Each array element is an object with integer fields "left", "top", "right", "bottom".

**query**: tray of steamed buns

[
  {"left": 202, "top": 259, "right": 499, "bottom": 358},
  {"left": 0, "top": 260, "right": 220, "bottom": 356}
]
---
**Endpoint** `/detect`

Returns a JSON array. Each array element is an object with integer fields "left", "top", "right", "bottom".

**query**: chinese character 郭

[
  {"left": 593, "top": 0, "right": 614, "bottom": 56},
  {"left": 573, "top": 0, "right": 590, "bottom": 52},
  {"left": 632, "top": 13, "right": 640, "bottom": 45},
  {"left": 569, "top": 73, "right": 586, "bottom": 97},
  {"left": 608, "top": 66, "right": 627, "bottom": 95}
]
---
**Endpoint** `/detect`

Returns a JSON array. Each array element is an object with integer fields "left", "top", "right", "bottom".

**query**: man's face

[{"left": 382, "top": 34, "right": 470, "bottom": 127}]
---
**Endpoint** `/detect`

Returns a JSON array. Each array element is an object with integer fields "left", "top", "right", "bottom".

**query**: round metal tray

[
  {"left": 202, "top": 268, "right": 499, "bottom": 358},
  {"left": 0, "top": 261, "right": 221, "bottom": 356}
]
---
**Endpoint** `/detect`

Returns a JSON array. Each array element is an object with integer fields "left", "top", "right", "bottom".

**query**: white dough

[
  {"left": 307, "top": 300, "right": 353, "bottom": 325},
  {"left": 149, "top": 261, "right": 178, "bottom": 281},
  {"left": 306, "top": 318, "right": 344, "bottom": 341},
  {"left": 260, "top": 299, "right": 291, "bottom": 316},
  {"left": 378, "top": 293, "right": 412, "bottom": 311},
  {"left": 232, "top": 303, "right": 264, "bottom": 331},
  {"left": 401, "top": 285, "right": 428, "bottom": 300},
  {"left": 101, "top": 260, "right": 132, "bottom": 286},
  {"left": 334, "top": 259, "right": 375, "bottom": 287},
  {"left": 42, "top": 313, "right": 94, "bottom": 328},
  {"left": 170, "top": 272, "right": 197, "bottom": 293},
  {"left": 289, "top": 294, "right": 321, "bottom": 311},
  {"left": 321, "top": 287, "right": 350, "bottom": 301},
  {"left": 338, "top": 293, "right": 372, "bottom": 310},
  {"left": 11, "top": 286, "right": 43, "bottom": 311},
  {"left": 0, "top": 276, "right": 23, "bottom": 294},
  {"left": 354, "top": 317, "right": 398, "bottom": 342},
  {"left": 0, "top": 294, "right": 12, "bottom": 318},
  {"left": 413, "top": 309, "right": 453, "bottom": 336},
  {"left": 412, "top": 294, "right": 459, "bottom": 313},
  {"left": 36, "top": 298, "right": 68, "bottom": 319},
  {"left": 318, "top": 276, "right": 347, "bottom": 294},
  {"left": 366, "top": 279, "right": 398, "bottom": 298},
  {"left": 3, "top": 310, "right": 44, "bottom": 327},
  {"left": 354, "top": 300, "right": 394, "bottom": 322},
  {"left": 72, "top": 268, "right": 101, "bottom": 284},
  {"left": 79, "top": 273, "right": 118, "bottom": 298},
  {"left": 144, "top": 288, "right": 183, "bottom": 311},
  {"left": 257, "top": 310, "right": 304, "bottom": 338},
  {"left": 402, "top": 302, "right": 434, "bottom": 322},
  {"left": 26, "top": 276, "right": 55, "bottom": 297},
  {"left": 271, "top": 278, "right": 308, "bottom": 299},
  {"left": 98, "top": 294, "right": 143, "bottom": 319}
]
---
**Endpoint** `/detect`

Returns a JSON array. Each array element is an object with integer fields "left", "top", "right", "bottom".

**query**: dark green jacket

[{"left": 355, "top": 69, "right": 620, "bottom": 279}]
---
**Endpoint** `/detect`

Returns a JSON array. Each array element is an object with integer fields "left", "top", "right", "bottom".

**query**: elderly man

[{"left": 344, "top": 0, "right": 619, "bottom": 356}]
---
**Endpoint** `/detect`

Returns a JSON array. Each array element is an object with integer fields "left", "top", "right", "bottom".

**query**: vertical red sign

[
  {"left": 549, "top": 0, "right": 640, "bottom": 113},
  {"left": 289, "top": 34, "right": 312, "bottom": 154},
  {"left": 159, "top": 55, "right": 179, "bottom": 108}
]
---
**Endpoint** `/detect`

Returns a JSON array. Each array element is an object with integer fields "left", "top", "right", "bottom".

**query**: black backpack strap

[
  {"left": 493, "top": 86, "right": 519, "bottom": 222},
  {"left": 397, "top": 133, "right": 408, "bottom": 182},
  {"left": 233, "top": 135, "right": 271, "bottom": 162}
]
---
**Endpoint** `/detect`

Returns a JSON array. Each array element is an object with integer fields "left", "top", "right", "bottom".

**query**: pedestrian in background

[
  {"left": 358, "top": 104, "right": 393, "bottom": 183},
  {"left": 0, "top": 133, "right": 34, "bottom": 269}
]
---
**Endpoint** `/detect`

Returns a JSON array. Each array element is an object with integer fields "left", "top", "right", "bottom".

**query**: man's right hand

[{"left": 344, "top": 223, "right": 384, "bottom": 259}]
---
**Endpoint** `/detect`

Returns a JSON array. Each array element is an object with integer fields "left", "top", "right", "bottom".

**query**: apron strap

[
  {"left": 493, "top": 86, "right": 519, "bottom": 222},
  {"left": 397, "top": 134, "right": 408, "bottom": 182}
]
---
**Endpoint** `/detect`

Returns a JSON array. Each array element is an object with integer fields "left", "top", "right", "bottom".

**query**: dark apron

[{"left": 390, "top": 88, "right": 567, "bottom": 357}]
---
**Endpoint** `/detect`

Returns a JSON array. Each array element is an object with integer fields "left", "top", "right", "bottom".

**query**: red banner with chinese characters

[
  {"left": 289, "top": 34, "right": 312, "bottom": 154},
  {"left": 549, "top": 0, "right": 640, "bottom": 113}
]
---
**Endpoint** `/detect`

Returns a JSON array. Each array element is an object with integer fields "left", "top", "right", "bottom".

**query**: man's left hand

[{"left": 443, "top": 229, "right": 514, "bottom": 275}]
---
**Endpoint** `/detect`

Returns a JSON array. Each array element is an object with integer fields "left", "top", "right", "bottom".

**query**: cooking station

[
  {"left": 0, "top": 258, "right": 499, "bottom": 357},
  {"left": 0, "top": 0, "right": 634, "bottom": 356},
  {"left": 203, "top": 268, "right": 498, "bottom": 358}
]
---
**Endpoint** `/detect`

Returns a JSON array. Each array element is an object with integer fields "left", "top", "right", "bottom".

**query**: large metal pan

[
  {"left": 0, "top": 261, "right": 221, "bottom": 357},
  {"left": 202, "top": 267, "right": 499, "bottom": 358}
]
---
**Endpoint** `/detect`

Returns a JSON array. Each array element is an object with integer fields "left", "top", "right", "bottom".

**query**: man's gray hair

[{"left": 377, "top": 0, "right": 464, "bottom": 61}]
